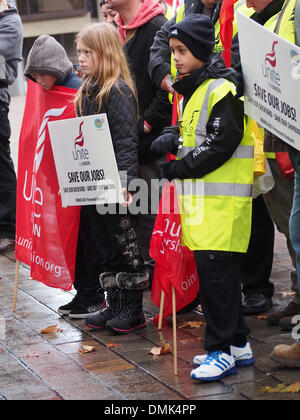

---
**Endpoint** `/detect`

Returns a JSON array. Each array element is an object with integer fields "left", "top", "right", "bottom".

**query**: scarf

[{"left": 115, "top": 0, "right": 165, "bottom": 44}]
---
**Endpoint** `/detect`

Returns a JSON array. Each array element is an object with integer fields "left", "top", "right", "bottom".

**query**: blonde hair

[{"left": 75, "top": 22, "right": 137, "bottom": 116}]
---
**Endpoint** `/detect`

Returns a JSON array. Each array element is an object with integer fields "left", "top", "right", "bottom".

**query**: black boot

[
  {"left": 85, "top": 273, "right": 122, "bottom": 331},
  {"left": 106, "top": 272, "right": 149, "bottom": 334}
]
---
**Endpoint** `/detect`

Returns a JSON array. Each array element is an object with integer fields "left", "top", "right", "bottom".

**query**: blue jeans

[{"left": 289, "top": 150, "right": 300, "bottom": 343}]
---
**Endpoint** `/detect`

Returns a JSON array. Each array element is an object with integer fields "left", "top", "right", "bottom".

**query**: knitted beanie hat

[
  {"left": 168, "top": 14, "right": 215, "bottom": 63},
  {"left": 24, "top": 35, "right": 73, "bottom": 82}
]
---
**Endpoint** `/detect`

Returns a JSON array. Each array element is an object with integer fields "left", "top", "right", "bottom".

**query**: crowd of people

[{"left": 1, "top": 0, "right": 300, "bottom": 384}]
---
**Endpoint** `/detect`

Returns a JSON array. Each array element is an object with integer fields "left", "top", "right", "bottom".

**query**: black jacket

[
  {"left": 161, "top": 61, "right": 245, "bottom": 181},
  {"left": 123, "top": 14, "right": 172, "bottom": 163},
  {"left": 78, "top": 79, "right": 139, "bottom": 189}
]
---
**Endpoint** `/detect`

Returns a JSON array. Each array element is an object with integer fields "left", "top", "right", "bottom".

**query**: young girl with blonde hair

[{"left": 75, "top": 22, "right": 149, "bottom": 334}]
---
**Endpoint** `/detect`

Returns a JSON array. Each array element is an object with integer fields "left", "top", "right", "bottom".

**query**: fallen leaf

[
  {"left": 260, "top": 382, "right": 300, "bottom": 393},
  {"left": 78, "top": 345, "right": 96, "bottom": 355},
  {"left": 160, "top": 341, "right": 172, "bottom": 354},
  {"left": 40, "top": 325, "right": 63, "bottom": 334},
  {"left": 149, "top": 341, "right": 172, "bottom": 356},
  {"left": 287, "top": 382, "right": 300, "bottom": 393},
  {"left": 179, "top": 321, "right": 204, "bottom": 329},
  {"left": 149, "top": 345, "right": 162, "bottom": 356},
  {"left": 107, "top": 342, "right": 121, "bottom": 349},
  {"left": 254, "top": 315, "right": 268, "bottom": 320}
]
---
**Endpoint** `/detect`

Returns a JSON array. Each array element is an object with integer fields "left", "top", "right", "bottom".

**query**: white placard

[
  {"left": 237, "top": 12, "right": 300, "bottom": 150},
  {"left": 48, "top": 114, "right": 123, "bottom": 207}
]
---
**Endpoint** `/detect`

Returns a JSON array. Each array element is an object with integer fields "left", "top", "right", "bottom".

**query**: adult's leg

[{"left": 0, "top": 103, "right": 16, "bottom": 240}]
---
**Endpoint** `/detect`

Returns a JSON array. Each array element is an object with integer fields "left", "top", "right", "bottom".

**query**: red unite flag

[
  {"left": 219, "top": 0, "right": 239, "bottom": 68},
  {"left": 150, "top": 182, "right": 199, "bottom": 322},
  {"left": 16, "top": 80, "right": 81, "bottom": 290}
]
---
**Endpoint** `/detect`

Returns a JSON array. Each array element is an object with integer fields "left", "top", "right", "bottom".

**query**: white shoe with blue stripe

[
  {"left": 191, "top": 351, "right": 237, "bottom": 382},
  {"left": 193, "top": 343, "right": 255, "bottom": 368}
]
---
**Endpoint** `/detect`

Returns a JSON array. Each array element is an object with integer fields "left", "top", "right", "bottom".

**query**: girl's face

[
  {"left": 77, "top": 40, "right": 98, "bottom": 77},
  {"left": 169, "top": 38, "right": 204, "bottom": 75}
]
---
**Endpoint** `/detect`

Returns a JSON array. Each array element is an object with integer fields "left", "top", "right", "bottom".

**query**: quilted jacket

[{"left": 78, "top": 79, "right": 139, "bottom": 189}]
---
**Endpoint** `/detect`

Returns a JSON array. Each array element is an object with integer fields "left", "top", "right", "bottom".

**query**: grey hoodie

[
  {"left": 0, "top": 6, "right": 23, "bottom": 104},
  {"left": 24, "top": 35, "right": 73, "bottom": 85}
]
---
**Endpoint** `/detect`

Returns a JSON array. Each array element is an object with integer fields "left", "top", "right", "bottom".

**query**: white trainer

[
  {"left": 191, "top": 351, "right": 237, "bottom": 382},
  {"left": 193, "top": 342, "right": 255, "bottom": 368}
]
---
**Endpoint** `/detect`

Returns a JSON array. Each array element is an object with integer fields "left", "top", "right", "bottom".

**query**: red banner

[
  {"left": 16, "top": 80, "right": 81, "bottom": 290},
  {"left": 150, "top": 182, "right": 199, "bottom": 321},
  {"left": 219, "top": 0, "right": 239, "bottom": 68}
]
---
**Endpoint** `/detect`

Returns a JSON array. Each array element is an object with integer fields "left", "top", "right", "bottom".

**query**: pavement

[{"left": 0, "top": 97, "right": 299, "bottom": 401}]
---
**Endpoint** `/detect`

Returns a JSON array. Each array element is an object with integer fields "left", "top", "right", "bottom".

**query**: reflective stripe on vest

[
  {"left": 176, "top": 78, "right": 254, "bottom": 252},
  {"left": 177, "top": 180, "right": 253, "bottom": 197}
]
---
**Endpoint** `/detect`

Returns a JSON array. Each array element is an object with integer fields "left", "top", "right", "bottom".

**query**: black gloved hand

[
  {"left": 160, "top": 161, "right": 178, "bottom": 181},
  {"left": 151, "top": 131, "right": 179, "bottom": 156}
]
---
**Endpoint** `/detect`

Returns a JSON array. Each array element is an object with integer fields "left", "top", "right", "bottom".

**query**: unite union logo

[
  {"left": 262, "top": 40, "right": 281, "bottom": 89},
  {"left": 265, "top": 41, "right": 278, "bottom": 68},
  {"left": 74, "top": 121, "right": 84, "bottom": 148},
  {"left": 72, "top": 121, "right": 90, "bottom": 163}
]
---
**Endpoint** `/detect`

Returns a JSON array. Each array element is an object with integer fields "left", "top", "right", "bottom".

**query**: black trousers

[
  {"left": 74, "top": 206, "right": 105, "bottom": 304},
  {"left": 194, "top": 250, "right": 251, "bottom": 354},
  {"left": 241, "top": 195, "right": 275, "bottom": 299},
  {"left": 0, "top": 103, "right": 16, "bottom": 239},
  {"left": 75, "top": 206, "right": 145, "bottom": 302}
]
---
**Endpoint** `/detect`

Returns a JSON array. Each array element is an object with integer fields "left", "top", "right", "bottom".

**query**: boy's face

[
  {"left": 170, "top": 38, "right": 204, "bottom": 75},
  {"left": 30, "top": 73, "right": 56, "bottom": 90},
  {"left": 77, "top": 39, "right": 97, "bottom": 77}
]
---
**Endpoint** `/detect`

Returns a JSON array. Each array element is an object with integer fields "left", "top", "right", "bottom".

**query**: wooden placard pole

[
  {"left": 13, "top": 259, "right": 20, "bottom": 312},
  {"left": 158, "top": 290, "right": 165, "bottom": 331},
  {"left": 172, "top": 286, "right": 178, "bottom": 376}
]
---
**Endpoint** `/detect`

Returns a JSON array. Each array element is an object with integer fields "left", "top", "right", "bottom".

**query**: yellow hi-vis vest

[
  {"left": 165, "top": 3, "right": 173, "bottom": 20},
  {"left": 176, "top": 78, "right": 254, "bottom": 252},
  {"left": 265, "top": 0, "right": 296, "bottom": 43}
]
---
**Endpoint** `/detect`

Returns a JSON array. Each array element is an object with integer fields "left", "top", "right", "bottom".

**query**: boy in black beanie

[{"left": 151, "top": 14, "right": 255, "bottom": 382}]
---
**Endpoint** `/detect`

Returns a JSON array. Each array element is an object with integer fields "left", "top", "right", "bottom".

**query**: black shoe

[
  {"left": 107, "top": 312, "right": 146, "bottom": 334},
  {"left": 106, "top": 289, "right": 146, "bottom": 334},
  {"left": 85, "top": 288, "right": 122, "bottom": 331},
  {"left": 0, "top": 238, "right": 15, "bottom": 253},
  {"left": 69, "top": 300, "right": 106, "bottom": 319},
  {"left": 279, "top": 315, "right": 299, "bottom": 331},
  {"left": 267, "top": 301, "right": 300, "bottom": 326},
  {"left": 58, "top": 295, "right": 81, "bottom": 315},
  {"left": 242, "top": 294, "right": 273, "bottom": 315}
]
